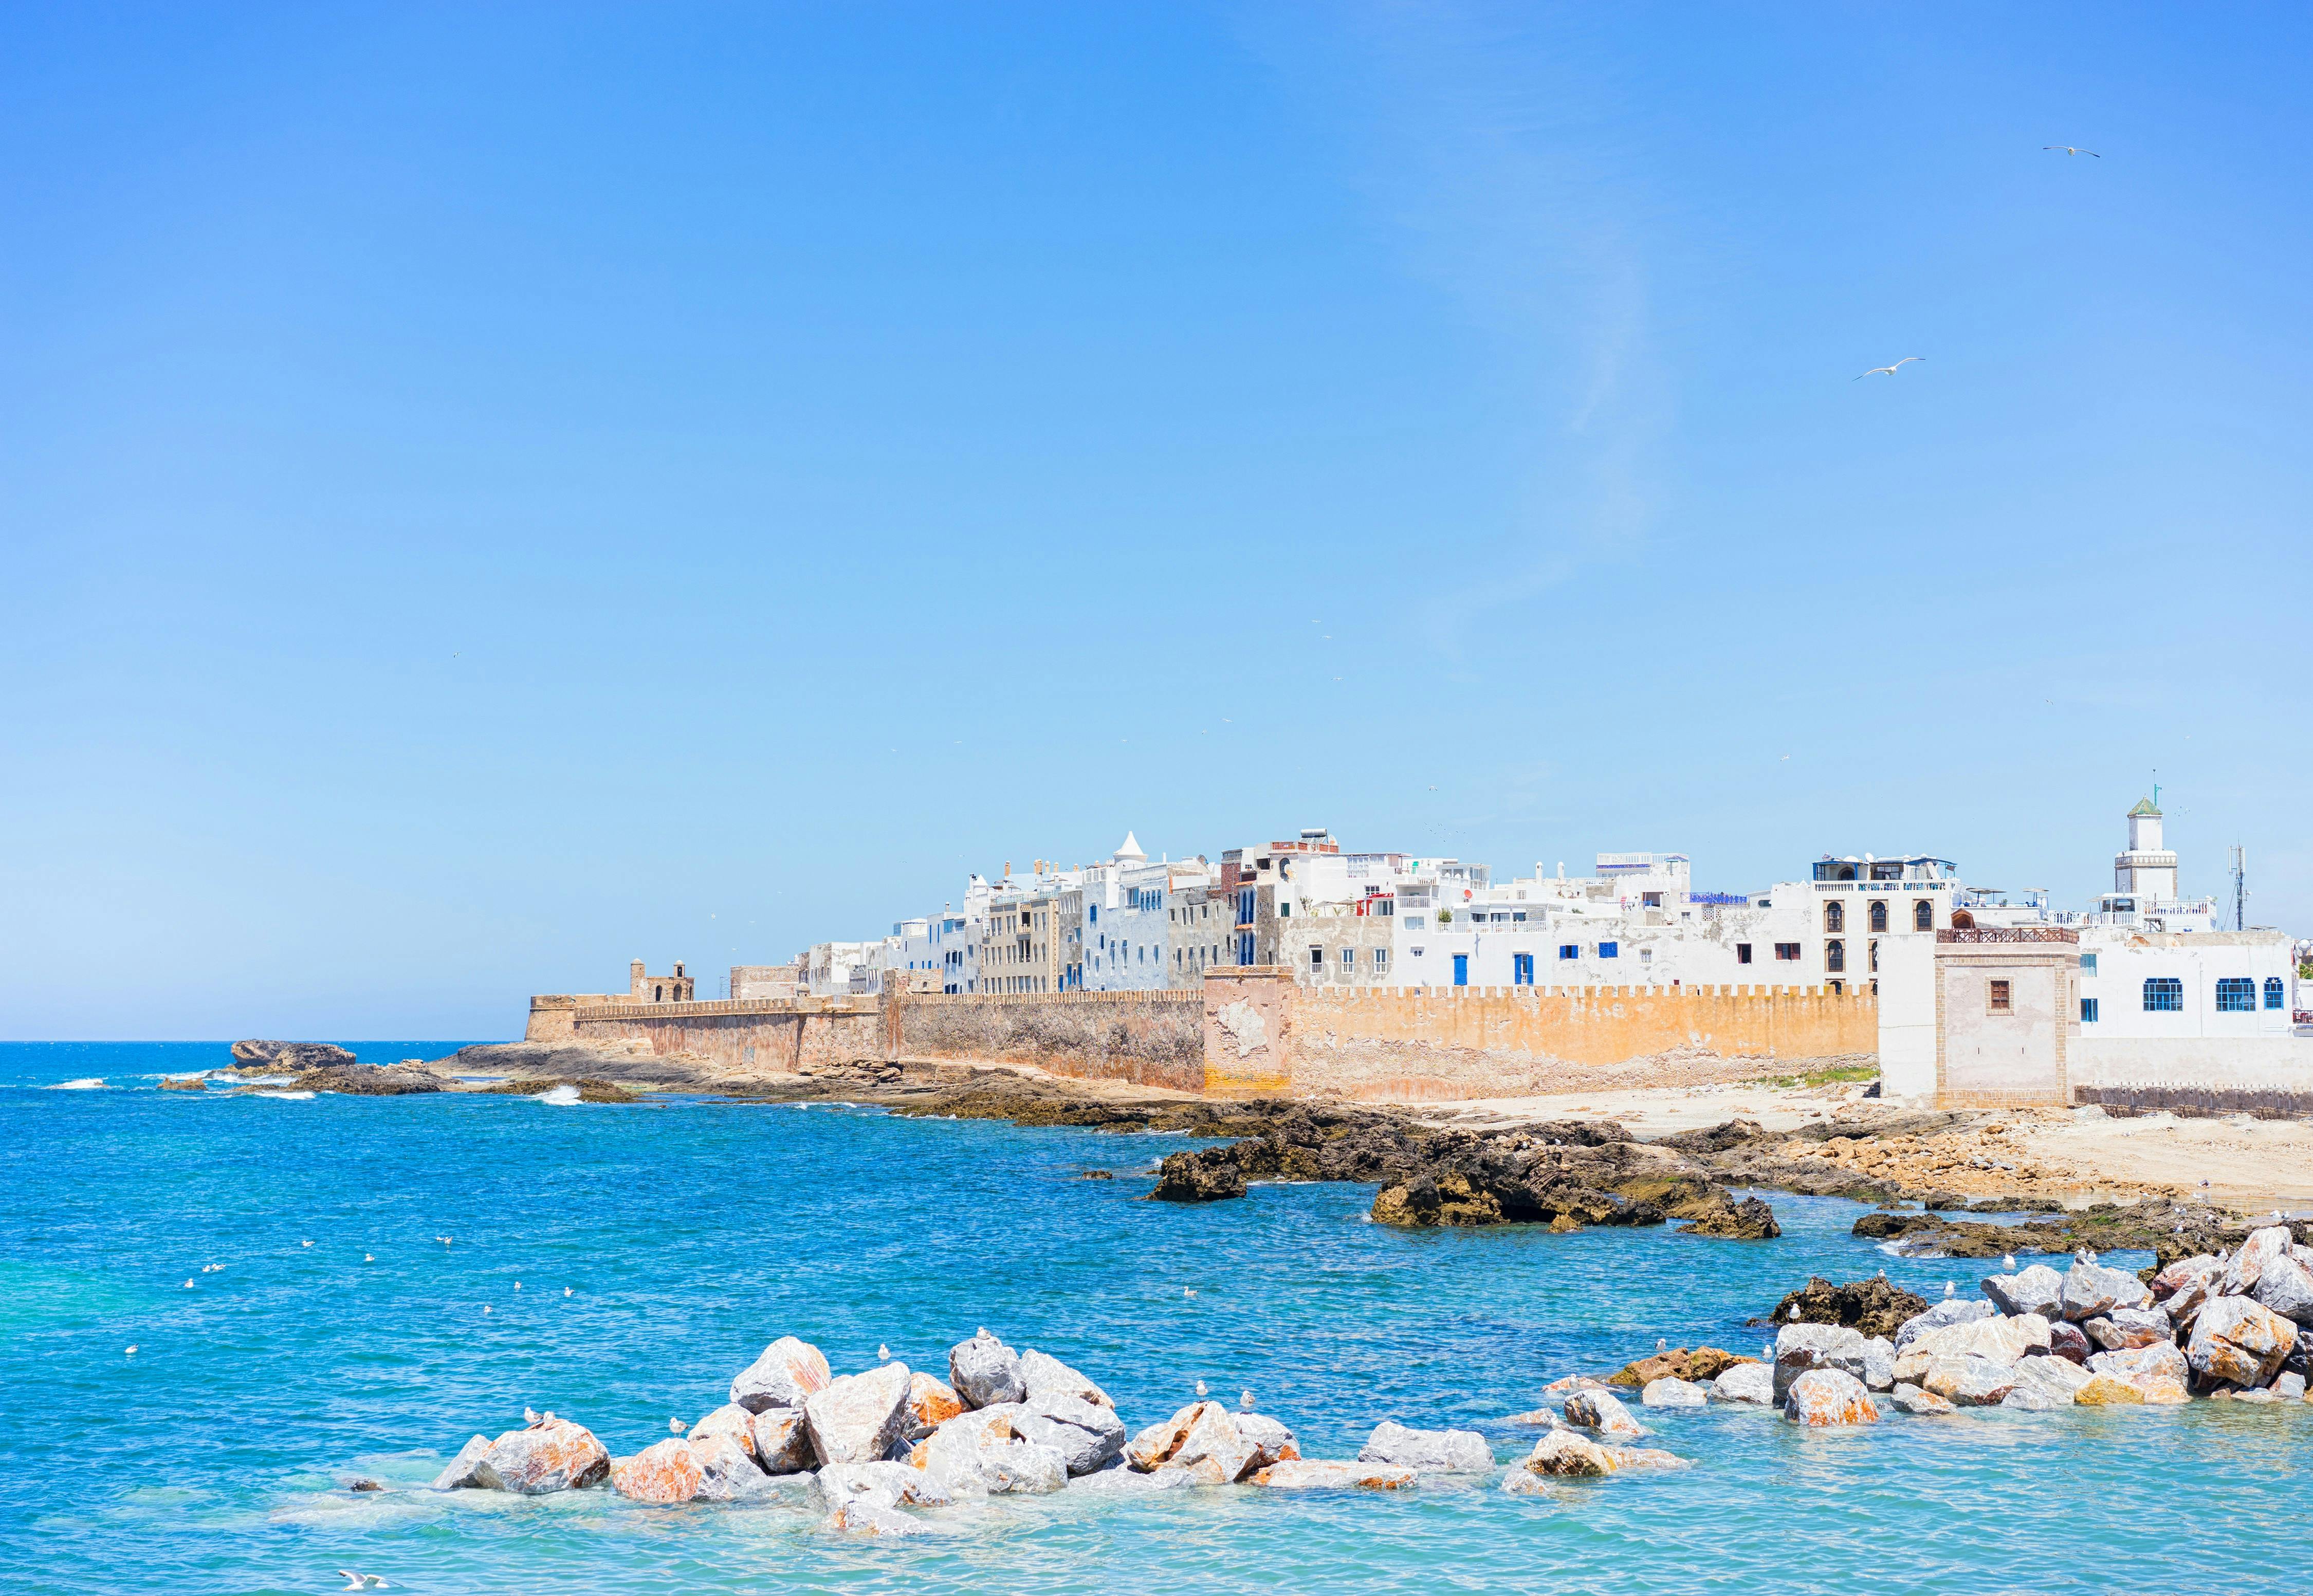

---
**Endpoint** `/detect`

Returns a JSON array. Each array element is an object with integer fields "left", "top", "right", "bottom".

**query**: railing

[{"left": 1936, "top": 927, "right": 2080, "bottom": 944}]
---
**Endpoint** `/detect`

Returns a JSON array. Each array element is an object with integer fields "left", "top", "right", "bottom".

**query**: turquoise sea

[{"left": 2, "top": 1041, "right": 2304, "bottom": 1594}]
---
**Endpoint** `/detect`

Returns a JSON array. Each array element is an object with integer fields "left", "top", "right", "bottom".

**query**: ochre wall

[
  {"left": 901, "top": 990, "right": 1204, "bottom": 1091},
  {"left": 1289, "top": 982, "right": 1877, "bottom": 1101},
  {"left": 570, "top": 996, "right": 883, "bottom": 1073}
]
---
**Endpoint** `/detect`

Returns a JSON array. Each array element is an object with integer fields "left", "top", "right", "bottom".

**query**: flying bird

[
  {"left": 2043, "top": 145, "right": 2099, "bottom": 157},
  {"left": 338, "top": 1572, "right": 389, "bottom": 1589},
  {"left": 1855, "top": 357, "right": 1925, "bottom": 380}
]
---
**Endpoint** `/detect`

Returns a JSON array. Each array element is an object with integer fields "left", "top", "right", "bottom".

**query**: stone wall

[
  {"left": 1287, "top": 982, "right": 1878, "bottom": 1102},
  {"left": 900, "top": 989, "right": 1205, "bottom": 1091},
  {"left": 570, "top": 996, "right": 883, "bottom": 1074},
  {"left": 525, "top": 994, "right": 621, "bottom": 1043}
]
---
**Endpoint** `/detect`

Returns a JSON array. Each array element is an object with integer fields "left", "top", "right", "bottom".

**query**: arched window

[
  {"left": 1824, "top": 901, "right": 1845, "bottom": 933},
  {"left": 2267, "top": 977, "right": 2286, "bottom": 1011},
  {"left": 1826, "top": 939, "right": 1845, "bottom": 973},
  {"left": 1914, "top": 900, "right": 1933, "bottom": 931},
  {"left": 1868, "top": 900, "right": 1888, "bottom": 933}
]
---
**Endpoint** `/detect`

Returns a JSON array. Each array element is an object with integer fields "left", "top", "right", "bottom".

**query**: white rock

[
  {"left": 1254, "top": 1459, "right": 1417, "bottom": 1489},
  {"left": 730, "top": 1336, "right": 832, "bottom": 1415},
  {"left": 2060, "top": 1261, "right": 2154, "bottom": 1323},
  {"left": 1019, "top": 1348, "right": 1113, "bottom": 1409},
  {"left": 1564, "top": 1388, "right": 1648, "bottom": 1440},
  {"left": 1773, "top": 1323, "right": 1868, "bottom": 1400},
  {"left": 1709, "top": 1363, "right": 1775, "bottom": 1405},
  {"left": 1861, "top": 1337, "right": 1896, "bottom": 1392},
  {"left": 2272, "top": 1371, "right": 2308, "bottom": 1400},
  {"left": 2219, "top": 1226, "right": 2293, "bottom": 1297},
  {"left": 1500, "top": 1469, "right": 1553, "bottom": 1495},
  {"left": 1012, "top": 1391, "right": 1128, "bottom": 1476},
  {"left": 473, "top": 1417, "right": 611, "bottom": 1494},
  {"left": 2250, "top": 1252, "right": 2313, "bottom": 1326},
  {"left": 430, "top": 1435, "right": 492, "bottom": 1490},
  {"left": 1887, "top": 1383, "right": 1955, "bottom": 1415},
  {"left": 1073, "top": 1458, "right": 1195, "bottom": 1492},
  {"left": 803, "top": 1363, "right": 914, "bottom": 1467},
  {"left": 1230, "top": 1412, "right": 1300, "bottom": 1472},
  {"left": 1783, "top": 1368, "right": 1878, "bottom": 1426},
  {"left": 1640, "top": 1378, "right": 1709, "bottom": 1410},
  {"left": 751, "top": 1408, "right": 813, "bottom": 1474},
  {"left": 948, "top": 1331, "right": 1026, "bottom": 1408},
  {"left": 1894, "top": 1298, "right": 1993, "bottom": 1352},
  {"left": 690, "top": 1432, "right": 776, "bottom": 1500},
  {"left": 2083, "top": 1308, "right": 2173, "bottom": 1351},
  {"left": 2187, "top": 1296, "right": 2299, "bottom": 1387},
  {"left": 1358, "top": 1420, "right": 1492, "bottom": 1471},
  {"left": 810, "top": 1460, "right": 934, "bottom": 1512},
  {"left": 2006, "top": 1353, "right": 2091, "bottom": 1407},
  {"left": 820, "top": 1498, "right": 925, "bottom": 1537},
  {"left": 1981, "top": 1263, "right": 2064, "bottom": 1320}
]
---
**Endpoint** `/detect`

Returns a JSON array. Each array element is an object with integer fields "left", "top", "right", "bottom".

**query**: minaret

[{"left": 2115, "top": 796, "right": 2179, "bottom": 902}]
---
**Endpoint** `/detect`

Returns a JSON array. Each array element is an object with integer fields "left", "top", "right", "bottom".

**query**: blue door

[
  {"left": 1453, "top": 953, "right": 1469, "bottom": 986},
  {"left": 1513, "top": 952, "right": 1533, "bottom": 986}
]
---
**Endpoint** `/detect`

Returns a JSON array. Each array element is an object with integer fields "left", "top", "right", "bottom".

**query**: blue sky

[{"left": 5, "top": 4, "right": 2308, "bottom": 1038}]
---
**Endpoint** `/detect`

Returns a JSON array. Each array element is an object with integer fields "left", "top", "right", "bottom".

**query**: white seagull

[
  {"left": 668, "top": 1417, "right": 685, "bottom": 1434},
  {"left": 1238, "top": 1388, "right": 1256, "bottom": 1412},
  {"left": 338, "top": 1573, "right": 388, "bottom": 1590},
  {"left": 524, "top": 1407, "right": 540, "bottom": 1425},
  {"left": 2043, "top": 145, "right": 2099, "bottom": 157},
  {"left": 302, "top": 1240, "right": 314, "bottom": 1248},
  {"left": 364, "top": 1254, "right": 374, "bottom": 1263},
  {"left": 1855, "top": 357, "right": 1925, "bottom": 380},
  {"left": 1787, "top": 1304, "right": 1800, "bottom": 1321},
  {"left": 877, "top": 1344, "right": 890, "bottom": 1362},
  {"left": 125, "top": 1345, "right": 138, "bottom": 1355},
  {"left": 2003, "top": 1253, "right": 2017, "bottom": 1272},
  {"left": 1194, "top": 1379, "right": 1208, "bottom": 1398},
  {"left": 564, "top": 1287, "right": 573, "bottom": 1297},
  {"left": 183, "top": 1279, "right": 195, "bottom": 1289},
  {"left": 1944, "top": 1281, "right": 1957, "bottom": 1298},
  {"left": 436, "top": 1236, "right": 453, "bottom": 1247},
  {"left": 1184, "top": 1288, "right": 1197, "bottom": 1299}
]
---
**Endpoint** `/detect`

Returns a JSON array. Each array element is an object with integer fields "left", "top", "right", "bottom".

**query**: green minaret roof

[{"left": 2127, "top": 796, "right": 2161, "bottom": 818}]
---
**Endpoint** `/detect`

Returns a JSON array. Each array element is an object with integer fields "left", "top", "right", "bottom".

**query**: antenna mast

[{"left": 2229, "top": 844, "right": 2247, "bottom": 931}]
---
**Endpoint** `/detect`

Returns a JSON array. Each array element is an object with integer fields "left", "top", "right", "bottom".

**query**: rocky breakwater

[
  {"left": 1496, "top": 1378, "right": 1696, "bottom": 1493},
  {"left": 425, "top": 1327, "right": 1539, "bottom": 1535},
  {"left": 223, "top": 1040, "right": 442, "bottom": 1096},
  {"left": 1148, "top": 1108, "right": 1780, "bottom": 1238}
]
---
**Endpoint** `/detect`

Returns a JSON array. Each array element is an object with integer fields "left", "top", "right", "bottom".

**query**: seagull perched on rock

[
  {"left": 1656, "top": 1338, "right": 1668, "bottom": 1353},
  {"left": 1239, "top": 1389, "right": 1256, "bottom": 1412},
  {"left": 2003, "top": 1253, "right": 2017, "bottom": 1272},
  {"left": 524, "top": 1407, "right": 540, "bottom": 1425},
  {"left": 2043, "top": 145, "right": 2099, "bottom": 157},
  {"left": 669, "top": 1417, "right": 685, "bottom": 1435},
  {"left": 1194, "top": 1379, "right": 1208, "bottom": 1398},
  {"left": 1787, "top": 1304, "right": 1800, "bottom": 1321},
  {"left": 1945, "top": 1281, "right": 1957, "bottom": 1298},
  {"left": 877, "top": 1344, "right": 890, "bottom": 1362},
  {"left": 1855, "top": 356, "right": 1924, "bottom": 380}
]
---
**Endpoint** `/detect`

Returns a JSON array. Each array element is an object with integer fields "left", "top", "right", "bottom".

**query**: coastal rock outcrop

[
  {"left": 612, "top": 1439, "right": 704, "bottom": 1503},
  {"left": 1607, "top": 1347, "right": 1753, "bottom": 1388},
  {"left": 1773, "top": 1324, "right": 1869, "bottom": 1401},
  {"left": 731, "top": 1337, "right": 832, "bottom": 1414},
  {"left": 1765, "top": 1276, "right": 1929, "bottom": 1341},
  {"left": 1641, "top": 1377, "right": 1709, "bottom": 1409},
  {"left": 1256, "top": 1459, "right": 1416, "bottom": 1489},
  {"left": 473, "top": 1417, "right": 610, "bottom": 1494},
  {"left": 430, "top": 1435, "right": 492, "bottom": 1490},
  {"left": 1710, "top": 1363, "right": 1774, "bottom": 1405},
  {"left": 1564, "top": 1389, "right": 1648, "bottom": 1440},
  {"left": 804, "top": 1363, "right": 914, "bottom": 1466},
  {"left": 1784, "top": 1368, "right": 1878, "bottom": 1426},
  {"left": 2059, "top": 1261, "right": 2154, "bottom": 1323},
  {"left": 1358, "top": 1421, "right": 1491, "bottom": 1471},
  {"left": 2185, "top": 1297, "right": 2298, "bottom": 1388},
  {"left": 1521, "top": 1429, "right": 1686, "bottom": 1477},
  {"left": 948, "top": 1331, "right": 1026, "bottom": 1408},
  {"left": 1012, "top": 1392, "right": 1129, "bottom": 1476},
  {"left": 230, "top": 1039, "right": 357, "bottom": 1071}
]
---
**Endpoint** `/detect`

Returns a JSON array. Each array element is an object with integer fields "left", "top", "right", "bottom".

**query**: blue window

[
  {"left": 1089, "top": 905, "right": 1098, "bottom": 924},
  {"left": 2143, "top": 978, "right": 2183, "bottom": 1013},
  {"left": 2081, "top": 998, "right": 2099, "bottom": 1023},
  {"left": 1599, "top": 942, "right": 1618, "bottom": 960},
  {"left": 1513, "top": 953, "right": 1534, "bottom": 985},
  {"left": 1453, "top": 954, "right": 1469, "bottom": 986},
  {"left": 2266, "top": 978, "right": 2285, "bottom": 1010},
  {"left": 2215, "top": 978, "right": 2256, "bottom": 1013},
  {"left": 1559, "top": 944, "right": 1579, "bottom": 960},
  {"left": 2079, "top": 953, "right": 2097, "bottom": 974}
]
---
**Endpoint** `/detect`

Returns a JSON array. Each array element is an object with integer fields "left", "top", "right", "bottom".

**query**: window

[
  {"left": 1374, "top": 948, "right": 1389, "bottom": 970},
  {"left": 1826, "top": 939, "right": 1845, "bottom": 973},
  {"left": 1559, "top": 944, "right": 1580, "bottom": 960},
  {"left": 2081, "top": 998, "right": 2100, "bottom": 1022},
  {"left": 1914, "top": 899, "right": 1933, "bottom": 931},
  {"left": 2216, "top": 978, "right": 2256, "bottom": 1013},
  {"left": 2143, "top": 977, "right": 2183, "bottom": 1012},
  {"left": 2267, "top": 977, "right": 2286, "bottom": 1011},
  {"left": 1309, "top": 946, "right": 1324, "bottom": 968},
  {"left": 1824, "top": 901, "right": 1845, "bottom": 933},
  {"left": 1868, "top": 900, "right": 1887, "bottom": 933},
  {"left": 1642, "top": 892, "right": 1662, "bottom": 908},
  {"left": 1599, "top": 942, "right": 1619, "bottom": 959},
  {"left": 1736, "top": 943, "right": 1753, "bottom": 964},
  {"left": 2080, "top": 953, "right": 2098, "bottom": 974},
  {"left": 1339, "top": 947, "right": 1355, "bottom": 969},
  {"left": 1513, "top": 952, "right": 1534, "bottom": 985},
  {"left": 1869, "top": 940, "right": 1879, "bottom": 972},
  {"left": 1774, "top": 943, "right": 1801, "bottom": 961},
  {"left": 1279, "top": 901, "right": 1291, "bottom": 918},
  {"left": 1988, "top": 979, "right": 2011, "bottom": 1013}
]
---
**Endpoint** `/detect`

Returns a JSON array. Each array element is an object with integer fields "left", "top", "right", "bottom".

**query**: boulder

[
  {"left": 1783, "top": 1369, "right": 1878, "bottom": 1426},
  {"left": 2083, "top": 1309, "right": 2172, "bottom": 1351},
  {"left": 909, "top": 1407, "right": 1017, "bottom": 1492},
  {"left": 1012, "top": 1392, "right": 1128, "bottom": 1476},
  {"left": 1890, "top": 1313, "right": 2051, "bottom": 1384},
  {"left": 687, "top": 1403, "right": 763, "bottom": 1462},
  {"left": 1773, "top": 1323, "right": 1868, "bottom": 1400},
  {"left": 2187, "top": 1296, "right": 2299, "bottom": 1388},
  {"left": 2219, "top": 1225, "right": 2293, "bottom": 1298},
  {"left": 2006, "top": 1354, "right": 2091, "bottom": 1407},
  {"left": 803, "top": 1362, "right": 914, "bottom": 1467},
  {"left": 1167, "top": 1403, "right": 1261, "bottom": 1484},
  {"left": 1710, "top": 1363, "right": 1775, "bottom": 1405},
  {"left": 430, "top": 1435, "right": 492, "bottom": 1491},
  {"left": 2085, "top": 1342, "right": 2191, "bottom": 1404},
  {"left": 1564, "top": 1388, "right": 1648, "bottom": 1440},
  {"left": 1152, "top": 1148, "right": 1249, "bottom": 1202},
  {"left": 474, "top": 1417, "right": 611, "bottom": 1494},
  {"left": 978, "top": 1439, "right": 1069, "bottom": 1495},
  {"left": 1539, "top": 1374, "right": 1614, "bottom": 1398},
  {"left": 1981, "top": 1263, "right": 2065, "bottom": 1320},
  {"left": 1641, "top": 1377, "right": 1709, "bottom": 1409},
  {"left": 2047, "top": 1322, "right": 2092, "bottom": 1364},
  {"left": 812, "top": 1459, "right": 946, "bottom": 1512},
  {"left": 903, "top": 1372, "right": 967, "bottom": 1441},
  {"left": 1522, "top": 1430, "right": 1685, "bottom": 1477},
  {"left": 1126, "top": 1404, "right": 1205, "bottom": 1471},
  {"left": 1887, "top": 1383, "right": 1955, "bottom": 1416},
  {"left": 751, "top": 1408, "right": 813, "bottom": 1474},
  {"left": 611, "top": 1438, "right": 703, "bottom": 1503},
  {"left": 1500, "top": 1470, "right": 1553, "bottom": 1496},
  {"left": 1894, "top": 1298, "right": 1994, "bottom": 1352},
  {"left": 1072, "top": 1459, "right": 1196, "bottom": 1493},
  {"left": 2250, "top": 1253, "right": 2313, "bottom": 1326},
  {"left": 948, "top": 1331, "right": 1026, "bottom": 1409},
  {"left": 820, "top": 1499, "right": 925, "bottom": 1537},
  {"left": 1502, "top": 1406, "right": 1574, "bottom": 1428},
  {"left": 2072, "top": 1373, "right": 2146, "bottom": 1406},
  {"left": 1605, "top": 1347, "right": 1754, "bottom": 1388},
  {"left": 230, "top": 1039, "right": 357, "bottom": 1071},
  {"left": 1678, "top": 1196, "right": 1782, "bottom": 1239},
  {"left": 1358, "top": 1420, "right": 1492, "bottom": 1471},
  {"left": 730, "top": 1336, "right": 832, "bottom": 1415},
  {"left": 1767, "top": 1275, "right": 1928, "bottom": 1339},
  {"left": 1230, "top": 1412, "right": 1300, "bottom": 1472},
  {"left": 2150, "top": 1253, "right": 2223, "bottom": 1302},
  {"left": 1019, "top": 1349, "right": 1113, "bottom": 1410},
  {"left": 1919, "top": 1355, "right": 2017, "bottom": 1407},
  {"left": 1861, "top": 1337, "right": 1896, "bottom": 1392},
  {"left": 2273, "top": 1371, "right": 2308, "bottom": 1400},
  {"left": 2061, "top": 1261, "right": 2155, "bottom": 1323},
  {"left": 689, "top": 1432, "right": 775, "bottom": 1501},
  {"left": 1254, "top": 1459, "right": 1418, "bottom": 1489}
]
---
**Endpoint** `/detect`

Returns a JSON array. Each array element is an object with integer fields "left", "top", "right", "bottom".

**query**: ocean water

[{"left": 2, "top": 1042, "right": 2304, "bottom": 1595}]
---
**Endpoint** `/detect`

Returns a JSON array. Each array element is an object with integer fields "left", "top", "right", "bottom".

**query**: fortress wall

[{"left": 900, "top": 989, "right": 1205, "bottom": 1092}]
